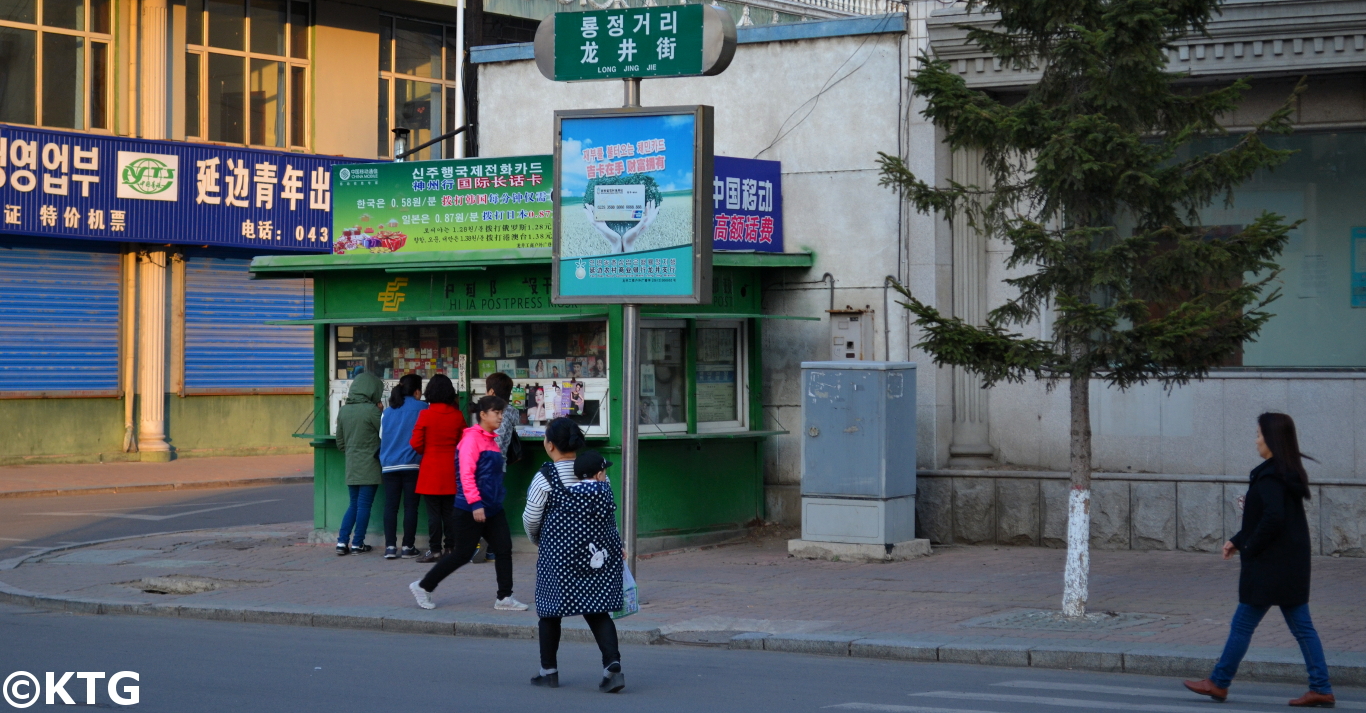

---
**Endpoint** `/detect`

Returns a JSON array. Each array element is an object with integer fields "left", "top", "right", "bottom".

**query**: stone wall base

[{"left": 916, "top": 471, "right": 1366, "bottom": 557}]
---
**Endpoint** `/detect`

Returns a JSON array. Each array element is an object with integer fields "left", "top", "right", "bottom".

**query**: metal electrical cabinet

[{"left": 799, "top": 361, "right": 917, "bottom": 545}]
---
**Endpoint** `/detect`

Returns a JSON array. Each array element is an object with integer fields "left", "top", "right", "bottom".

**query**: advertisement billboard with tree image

[{"left": 553, "top": 106, "right": 713, "bottom": 304}]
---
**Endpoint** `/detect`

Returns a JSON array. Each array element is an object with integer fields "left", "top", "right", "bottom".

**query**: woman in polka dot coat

[{"left": 524, "top": 418, "right": 625, "bottom": 693}]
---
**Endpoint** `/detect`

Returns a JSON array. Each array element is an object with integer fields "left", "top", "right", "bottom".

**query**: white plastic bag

[{"left": 613, "top": 565, "right": 639, "bottom": 619}]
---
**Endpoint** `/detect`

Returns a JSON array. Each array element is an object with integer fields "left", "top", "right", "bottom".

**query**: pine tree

[{"left": 880, "top": 0, "right": 1301, "bottom": 616}]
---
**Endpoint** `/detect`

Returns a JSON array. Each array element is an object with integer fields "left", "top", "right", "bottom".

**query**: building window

[
  {"left": 1182, "top": 131, "right": 1366, "bottom": 368},
  {"left": 0, "top": 0, "right": 113, "bottom": 130},
  {"left": 185, "top": 0, "right": 310, "bottom": 148},
  {"left": 377, "top": 16, "right": 464, "bottom": 161}
]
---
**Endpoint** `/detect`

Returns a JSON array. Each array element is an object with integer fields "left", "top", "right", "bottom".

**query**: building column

[
  {"left": 137, "top": 250, "right": 171, "bottom": 459},
  {"left": 948, "top": 148, "right": 995, "bottom": 467},
  {"left": 134, "top": 0, "right": 173, "bottom": 460},
  {"left": 140, "top": 0, "right": 172, "bottom": 140}
]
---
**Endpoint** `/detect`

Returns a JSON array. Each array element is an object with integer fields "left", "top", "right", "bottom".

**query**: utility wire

[{"left": 753, "top": 13, "right": 900, "bottom": 159}]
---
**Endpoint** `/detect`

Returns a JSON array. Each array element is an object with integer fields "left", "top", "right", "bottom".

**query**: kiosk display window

[
  {"left": 333, "top": 325, "right": 462, "bottom": 381},
  {"left": 639, "top": 323, "right": 686, "bottom": 432},
  {"left": 470, "top": 320, "right": 609, "bottom": 438},
  {"left": 696, "top": 321, "right": 742, "bottom": 429}
]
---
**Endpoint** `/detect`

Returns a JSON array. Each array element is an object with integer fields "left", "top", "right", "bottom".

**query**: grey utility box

[{"left": 799, "top": 361, "right": 917, "bottom": 545}]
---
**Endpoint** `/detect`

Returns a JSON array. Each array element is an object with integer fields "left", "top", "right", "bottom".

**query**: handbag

[{"left": 612, "top": 565, "right": 639, "bottom": 619}]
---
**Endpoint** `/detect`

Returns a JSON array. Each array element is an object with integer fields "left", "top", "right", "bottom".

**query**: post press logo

[
  {"left": 378, "top": 278, "right": 408, "bottom": 312},
  {"left": 3, "top": 671, "right": 139, "bottom": 707},
  {"left": 116, "top": 151, "right": 179, "bottom": 201}
]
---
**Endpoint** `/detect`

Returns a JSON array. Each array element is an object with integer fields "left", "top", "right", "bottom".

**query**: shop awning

[
  {"left": 265, "top": 313, "right": 608, "bottom": 326},
  {"left": 249, "top": 248, "right": 815, "bottom": 278}
]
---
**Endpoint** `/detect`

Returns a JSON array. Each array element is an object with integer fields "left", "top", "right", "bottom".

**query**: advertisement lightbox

[{"left": 552, "top": 105, "right": 713, "bottom": 304}]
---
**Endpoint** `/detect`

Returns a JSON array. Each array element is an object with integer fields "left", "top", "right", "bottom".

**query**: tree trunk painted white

[{"left": 1062, "top": 374, "right": 1092, "bottom": 618}]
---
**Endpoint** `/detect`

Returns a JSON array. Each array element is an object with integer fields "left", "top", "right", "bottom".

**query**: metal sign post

[
  {"left": 543, "top": 9, "right": 731, "bottom": 577},
  {"left": 620, "top": 78, "right": 641, "bottom": 575}
]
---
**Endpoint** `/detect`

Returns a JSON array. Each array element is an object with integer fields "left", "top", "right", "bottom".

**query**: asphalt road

[
  {"left": 0, "top": 484, "right": 312, "bottom": 560},
  {"left": 0, "top": 602, "right": 1360, "bottom": 713}
]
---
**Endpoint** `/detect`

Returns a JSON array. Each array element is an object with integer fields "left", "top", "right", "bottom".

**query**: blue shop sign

[
  {"left": 711, "top": 155, "right": 782, "bottom": 253},
  {"left": 0, "top": 125, "right": 363, "bottom": 252}
]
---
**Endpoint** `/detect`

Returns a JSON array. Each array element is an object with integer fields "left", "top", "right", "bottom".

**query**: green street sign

[{"left": 535, "top": 6, "right": 735, "bottom": 82}]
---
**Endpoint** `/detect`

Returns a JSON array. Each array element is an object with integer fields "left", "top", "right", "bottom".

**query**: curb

[
  {"left": 0, "top": 579, "right": 666, "bottom": 646},
  {"left": 729, "top": 633, "right": 1366, "bottom": 687},
  {"left": 0, "top": 475, "right": 314, "bottom": 500}
]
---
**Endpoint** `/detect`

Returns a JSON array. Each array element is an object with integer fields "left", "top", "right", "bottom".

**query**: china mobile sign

[
  {"left": 0, "top": 125, "right": 367, "bottom": 251},
  {"left": 712, "top": 156, "right": 782, "bottom": 252}
]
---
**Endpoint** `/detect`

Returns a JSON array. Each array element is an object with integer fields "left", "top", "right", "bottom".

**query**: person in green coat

[{"left": 335, "top": 371, "right": 384, "bottom": 555}]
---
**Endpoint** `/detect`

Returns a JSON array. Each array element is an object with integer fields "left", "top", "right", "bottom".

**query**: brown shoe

[
  {"left": 1289, "top": 691, "right": 1336, "bottom": 708},
  {"left": 415, "top": 550, "right": 440, "bottom": 564},
  {"left": 1183, "top": 679, "right": 1228, "bottom": 702}
]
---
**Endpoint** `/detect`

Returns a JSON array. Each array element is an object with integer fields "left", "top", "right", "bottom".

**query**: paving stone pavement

[{"left": 2, "top": 521, "right": 1363, "bottom": 659}]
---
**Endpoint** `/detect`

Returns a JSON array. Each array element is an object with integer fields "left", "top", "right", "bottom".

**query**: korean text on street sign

[
  {"left": 536, "top": 5, "right": 735, "bottom": 82},
  {"left": 331, "top": 155, "right": 553, "bottom": 255},
  {"left": 552, "top": 106, "right": 714, "bottom": 305},
  {"left": 712, "top": 156, "right": 782, "bottom": 253},
  {"left": 0, "top": 125, "right": 351, "bottom": 251}
]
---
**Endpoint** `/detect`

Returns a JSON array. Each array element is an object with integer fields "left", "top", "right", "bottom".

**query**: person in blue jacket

[{"left": 380, "top": 374, "right": 426, "bottom": 559}]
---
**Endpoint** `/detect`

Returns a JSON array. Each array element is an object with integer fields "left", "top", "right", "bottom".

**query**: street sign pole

[
  {"left": 544, "top": 9, "right": 729, "bottom": 580},
  {"left": 621, "top": 76, "right": 641, "bottom": 575},
  {"left": 621, "top": 301, "right": 640, "bottom": 575}
]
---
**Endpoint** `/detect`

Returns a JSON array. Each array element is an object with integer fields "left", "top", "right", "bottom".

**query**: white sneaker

[
  {"left": 495, "top": 596, "right": 529, "bottom": 611},
  {"left": 410, "top": 581, "right": 435, "bottom": 610}
]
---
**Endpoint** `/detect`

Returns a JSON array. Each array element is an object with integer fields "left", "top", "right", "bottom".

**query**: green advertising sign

[
  {"left": 330, "top": 155, "right": 552, "bottom": 255},
  {"left": 535, "top": 6, "right": 736, "bottom": 82}
]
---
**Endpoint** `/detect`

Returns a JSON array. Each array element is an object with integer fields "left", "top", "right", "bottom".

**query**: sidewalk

[
  {"left": 1, "top": 522, "right": 1363, "bottom": 686},
  {"left": 0, "top": 455, "right": 313, "bottom": 498}
]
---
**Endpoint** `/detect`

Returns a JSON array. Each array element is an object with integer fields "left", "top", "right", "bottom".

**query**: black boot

[{"left": 531, "top": 672, "right": 559, "bottom": 688}]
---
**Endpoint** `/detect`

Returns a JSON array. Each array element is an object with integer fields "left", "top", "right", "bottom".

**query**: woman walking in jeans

[
  {"left": 524, "top": 419, "right": 625, "bottom": 693},
  {"left": 1184, "top": 412, "right": 1334, "bottom": 708}
]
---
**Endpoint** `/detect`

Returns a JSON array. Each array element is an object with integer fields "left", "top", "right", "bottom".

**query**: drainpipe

[{"left": 883, "top": 275, "right": 896, "bottom": 361}]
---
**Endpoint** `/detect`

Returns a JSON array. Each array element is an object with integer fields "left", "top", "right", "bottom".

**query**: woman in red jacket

[{"left": 411, "top": 374, "right": 465, "bottom": 563}]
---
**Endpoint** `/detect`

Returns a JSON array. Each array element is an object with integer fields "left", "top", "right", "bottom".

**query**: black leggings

[
  {"left": 539, "top": 613, "right": 620, "bottom": 670},
  {"left": 382, "top": 470, "right": 420, "bottom": 549},
  {"left": 418, "top": 508, "right": 514, "bottom": 599}
]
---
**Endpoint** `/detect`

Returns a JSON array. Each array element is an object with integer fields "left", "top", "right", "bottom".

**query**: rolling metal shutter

[
  {"left": 184, "top": 253, "right": 313, "bottom": 391},
  {"left": 0, "top": 239, "right": 122, "bottom": 395}
]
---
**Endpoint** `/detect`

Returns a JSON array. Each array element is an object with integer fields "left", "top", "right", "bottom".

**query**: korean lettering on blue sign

[
  {"left": 711, "top": 155, "right": 782, "bottom": 253},
  {"left": 0, "top": 125, "right": 366, "bottom": 252}
]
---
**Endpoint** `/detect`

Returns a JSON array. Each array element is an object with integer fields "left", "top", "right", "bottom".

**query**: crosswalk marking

[
  {"left": 993, "top": 680, "right": 1365, "bottom": 710},
  {"left": 910, "top": 690, "right": 1273, "bottom": 713},
  {"left": 825, "top": 705, "right": 997, "bottom": 713}
]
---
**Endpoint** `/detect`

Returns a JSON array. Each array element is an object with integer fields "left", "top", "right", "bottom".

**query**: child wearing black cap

[{"left": 525, "top": 418, "right": 625, "bottom": 693}]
